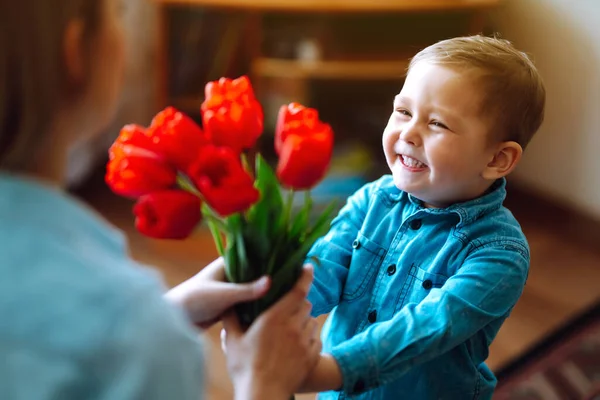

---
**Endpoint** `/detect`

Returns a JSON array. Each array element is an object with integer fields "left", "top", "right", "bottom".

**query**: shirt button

[
  {"left": 352, "top": 239, "right": 360, "bottom": 249},
  {"left": 368, "top": 310, "right": 377, "bottom": 323},
  {"left": 353, "top": 379, "right": 366, "bottom": 393},
  {"left": 422, "top": 279, "right": 433, "bottom": 290},
  {"left": 410, "top": 219, "right": 422, "bottom": 230},
  {"left": 386, "top": 264, "right": 396, "bottom": 276}
]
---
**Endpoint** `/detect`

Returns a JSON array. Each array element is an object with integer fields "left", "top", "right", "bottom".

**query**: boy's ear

[
  {"left": 62, "top": 18, "right": 86, "bottom": 87},
  {"left": 482, "top": 141, "right": 523, "bottom": 180}
]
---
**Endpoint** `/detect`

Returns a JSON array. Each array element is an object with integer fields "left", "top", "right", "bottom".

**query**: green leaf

[
  {"left": 278, "top": 200, "right": 338, "bottom": 275},
  {"left": 235, "top": 227, "right": 249, "bottom": 282},
  {"left": 224, "top": 214, "right": 244, "bottom": 282},
  {"left": 262, "top": 260, "right": 303, "bottom": 306},
  {"left": 241, "top": 222, "right": 271, "bottom": 279},
  {"left": 289, "top": 191, "right": 312, "bottom": 242},
  {"left": 246, "top": 155, "right": 284, "bottom": 238},
  {"left": 201, "top": 203, "right": 225, "bottom": 256},
  {"left": 224, "top": 239, "right": 238, "bottom": 283},
  {"left": 225, "top": 215, "right": 251, "bottom": 283},
  {"left": 307, "top": 200, "right": 338, "bottom": 238}
]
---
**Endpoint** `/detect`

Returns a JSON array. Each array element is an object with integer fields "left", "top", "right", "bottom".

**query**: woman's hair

[
  {"left": 0, "top": 0, "right": 101, "bottom": 169},
  {"left": 408, "top": 35, "right": 546, "bottom": 149}
]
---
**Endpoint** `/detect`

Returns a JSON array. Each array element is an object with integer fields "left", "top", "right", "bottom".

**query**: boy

[{"left": 303, "top": 35, "right": 546, "bottom": 399}]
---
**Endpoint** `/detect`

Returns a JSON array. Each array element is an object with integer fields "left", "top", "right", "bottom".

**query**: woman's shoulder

[
  {"left": 0, "top": 236, "right": 204, "bottom": 398},
  {"left": 0, "top": 252, "right": 204, "bottom": 398},
  {"left": 0, "top": 230, "right": 188, "bottom": 348},
  {"left": 0, "top": 175, "right": 202, "bottom": 376}
]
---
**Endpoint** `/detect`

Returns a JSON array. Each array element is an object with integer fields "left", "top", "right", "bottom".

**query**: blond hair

[
  {"left": 0, "top": 1, "right": 101, "bottom": 170},
  {"left": 408, "top": 35, "right": 546, "bottom": 148}
]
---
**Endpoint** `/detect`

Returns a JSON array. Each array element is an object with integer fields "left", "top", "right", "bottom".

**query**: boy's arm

[
  {"left": 303, "top": 242, "right": 529, "bottom": 395},
  {"left": 306, "top": 182, "right": 372, "bottom": 316}
]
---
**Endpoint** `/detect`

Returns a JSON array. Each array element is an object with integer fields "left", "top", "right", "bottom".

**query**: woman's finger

[
  {"left": 220, "top": 328, "right": 227, "bottom": 354},
  {"left": 202, "top": 257, "right": 226, "bottom": 279},
  {"left": 225, "top": 276, "right": 271, "bottom": 304},
  {"left": 221, "top": 310, "right": 242, "bottom": 340},
  {"left": 289, "top": 300, "right": 313, "bottom": 329}
]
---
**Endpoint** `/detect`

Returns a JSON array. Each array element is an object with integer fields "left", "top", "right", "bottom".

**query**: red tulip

[
  {"left": 201, "top": 76, "right": 264, "bottom": 153},
  {"left": 106, "top": 125, "right": 177, "bottom": 198},
  {"left": 275, "top": 103, "right": 334, "bottom": 190},
  {"left": 133, "top": 190, "right": 202, "bottom": 239},
  {"left": 148, "top": 107, "right": 208, "bottom": 172},
  {"left": 110, "top": 123, "right": 157, "bottom": 154},
  {"left": 274, "top": 103, "right": 319, "bottom": 154},
  {"left": 188, "top": 145, "right": 260, "bottom": 217}
]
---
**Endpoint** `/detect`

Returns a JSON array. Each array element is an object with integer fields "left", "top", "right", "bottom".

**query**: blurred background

[{"left": 72, "top": 0, "right": 600, "bottom": 399}]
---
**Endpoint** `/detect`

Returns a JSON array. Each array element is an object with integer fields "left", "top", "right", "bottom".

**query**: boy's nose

[{"left": 399, "top": 123, "right": 422, "bottom": 146}]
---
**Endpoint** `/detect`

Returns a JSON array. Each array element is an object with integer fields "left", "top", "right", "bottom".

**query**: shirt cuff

[{"left": 330, "top": 339, "right": 380, "bottom": 395}]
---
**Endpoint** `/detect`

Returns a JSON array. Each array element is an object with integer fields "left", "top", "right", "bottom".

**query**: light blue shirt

[
  {"left": 0, "top": 174, "right": 204, "bottom": 400},
  {"left": 308, "top": 176, "right": 529, "bottom": 399}
]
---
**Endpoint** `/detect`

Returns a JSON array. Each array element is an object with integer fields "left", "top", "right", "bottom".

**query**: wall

[{"left": 490, "top": 0, "right": 600, "bottom": 218}]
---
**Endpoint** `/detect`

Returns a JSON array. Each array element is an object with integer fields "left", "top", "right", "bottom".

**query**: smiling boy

[{"left": 302, "top": 35, "right": 546, "bottom": 399}]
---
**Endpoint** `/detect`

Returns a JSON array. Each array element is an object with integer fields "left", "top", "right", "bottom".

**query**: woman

[{"left": 0, "top": 1, "right": 320, "bottom": 399}]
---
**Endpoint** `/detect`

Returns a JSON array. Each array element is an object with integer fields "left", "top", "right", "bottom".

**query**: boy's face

[{"left": 382, "top": 62, "right": 499, "bottom": 208}]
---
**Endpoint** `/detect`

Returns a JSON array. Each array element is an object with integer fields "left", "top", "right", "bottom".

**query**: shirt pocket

[
  {"left": 342, "top": 232, "right": 386, "bottom": 302},
  {"left": 396, "top": 264, "right": 448, "bottom": 311}
]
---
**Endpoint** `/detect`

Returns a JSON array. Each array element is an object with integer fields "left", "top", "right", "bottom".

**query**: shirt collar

[{"left": 407, "top": 178, "right": 507, "bottom": 227}]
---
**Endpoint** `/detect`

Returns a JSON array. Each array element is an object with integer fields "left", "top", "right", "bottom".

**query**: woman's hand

[
  {"left": 222, "top": 265, "right": 322, "bottom": 400},
  {"left": 165, "top": 257, "right": 271, "bottom": 329}
]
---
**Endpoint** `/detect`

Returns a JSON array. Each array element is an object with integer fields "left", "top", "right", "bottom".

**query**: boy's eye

[
  {"left": 395, "top": 108, "right": 411, "bottom": 117},
  {"left": 430, "top": 120, "right": 449, "bottom": 130}
]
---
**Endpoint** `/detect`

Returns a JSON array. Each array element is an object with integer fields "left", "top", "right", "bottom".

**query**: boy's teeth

[{"left": 402, "top": 155, "right": 426, "bottom": 168}]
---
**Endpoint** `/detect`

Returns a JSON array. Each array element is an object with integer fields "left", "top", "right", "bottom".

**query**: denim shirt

[
  {"left": 308, "top": 175, "right": 529, "bottom": 400},
  {"left": 0, "top": 174, "right": 204, "bottom": 400}
]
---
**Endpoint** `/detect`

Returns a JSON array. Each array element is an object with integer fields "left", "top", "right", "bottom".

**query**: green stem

[
  {"left": 265, "top": 190, "right": 295, "bottom": 276},
  {"left": 241, "top": 152, "right": 250, "bottom": 174},
  {"left": 201, "top": 203, "right": 228, "bottom": 231},
  {"left": 176, "top": 174, "right": 225, "bottom": 254},
  {"left": 206, "top": 217, "right": 225, "bottom": 256},
  {"left": 284, "top": 189, "right": 295, "bottom": 228},
  {"left": 176, "top": 174, "right": 200, "bottom": 196},
  {"left": 303, "top": 191, "right": 311, "bottom": 240},
  {"left": 265, "top": 247, "right": 277, "bottom": 277},
  {"left": 201, "top": 203, "right": 225, "bottom": 255}
]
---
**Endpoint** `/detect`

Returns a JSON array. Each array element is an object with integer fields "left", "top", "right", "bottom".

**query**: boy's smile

[{"left": 398, "top": 154, "right": 428, "bottom": 171}]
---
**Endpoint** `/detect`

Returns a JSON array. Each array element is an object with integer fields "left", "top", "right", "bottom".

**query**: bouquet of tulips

[{"left": 106, "top": 76, "right": 336, "bottom": 327}]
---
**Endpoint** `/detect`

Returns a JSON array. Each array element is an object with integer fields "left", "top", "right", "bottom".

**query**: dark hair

[{"left": 0, "top": 0, "right": 101, "bottom": 169}]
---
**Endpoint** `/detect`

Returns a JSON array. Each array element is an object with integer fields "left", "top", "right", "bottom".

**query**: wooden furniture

[
  {"left": 154, "top": 0, "right": 501, "bottom": 12},
  {"left": 152, "top": 0, "right": 503, "bottom": 111}
]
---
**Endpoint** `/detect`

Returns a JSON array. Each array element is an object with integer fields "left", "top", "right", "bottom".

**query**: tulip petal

[{"left": 133, "top": 190, "right": 202, "bottom": 239}]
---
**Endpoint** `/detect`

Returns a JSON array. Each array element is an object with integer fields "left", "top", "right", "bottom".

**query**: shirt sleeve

[
  {"left": 94, "top": 285, "right": 205, "bottom": 400},
  {"left": 307, "top": 181, "right": 373, "bottom": 316},
  {"left": 329, "top": 241, "right": 530, "bottom": 396}
]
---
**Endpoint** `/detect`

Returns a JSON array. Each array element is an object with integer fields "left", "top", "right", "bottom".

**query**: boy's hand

[
  {"left": 165, "top": 257, "right": 271, "bottom": 329},
  {"left": 222, "top": 265, "right": 322, "bottom": 400},
  {"left": 298, "top": 353, "right": 344, "bottom": 393}
]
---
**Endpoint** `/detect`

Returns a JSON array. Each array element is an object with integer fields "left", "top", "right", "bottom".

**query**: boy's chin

[{"left": 392, "top": 174, "right": 424, "bottom": 195}]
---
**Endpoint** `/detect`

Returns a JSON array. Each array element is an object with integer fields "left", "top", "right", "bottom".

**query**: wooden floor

[{"left": 75, "top": 173, "right": 600, "bottom": 400}]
